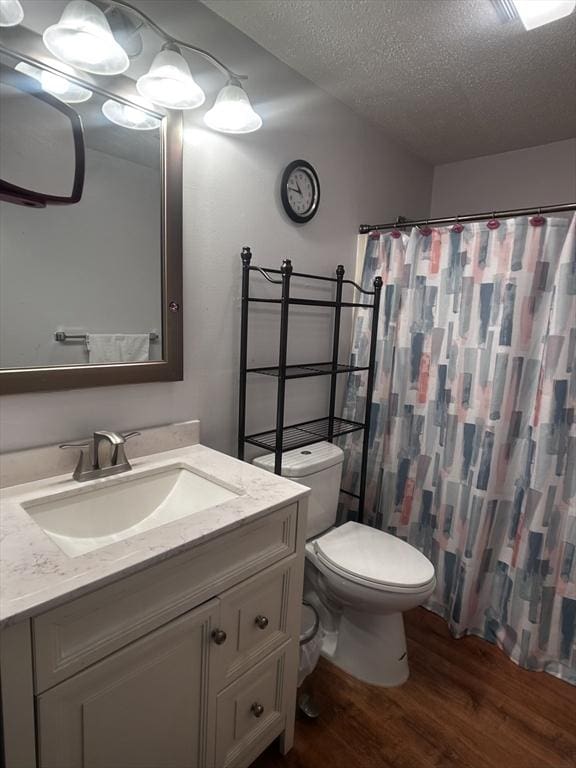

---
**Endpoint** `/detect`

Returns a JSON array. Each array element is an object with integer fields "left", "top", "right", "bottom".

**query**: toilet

[{"left": 253, "top": 442, "right": 435, "bottom": 687}]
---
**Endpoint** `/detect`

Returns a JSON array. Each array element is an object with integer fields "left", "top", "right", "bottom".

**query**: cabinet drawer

[
  {"left": 33, "top": 503, "right": 298, "bottom": 692},
  {"left": 213, "top": 556, "right": 299, "bottom": 690},
  {"left": 215, "top": 643, "right": 291, "bottom": 768}
]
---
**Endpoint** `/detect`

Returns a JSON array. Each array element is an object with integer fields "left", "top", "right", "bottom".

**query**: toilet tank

[{"left": 253, "top": 442, "right": 344, "bottom": 539}]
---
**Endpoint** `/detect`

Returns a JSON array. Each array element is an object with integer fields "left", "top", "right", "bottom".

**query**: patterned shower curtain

[{"left": 341, "top": 214, "right": 576, "bottom": 683}]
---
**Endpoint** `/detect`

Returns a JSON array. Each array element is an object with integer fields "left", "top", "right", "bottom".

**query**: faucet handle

[
  {"left": 112, "top": 432, "right": 140, "bottom": 470},
  {"left": 59, "top": 442, "right": 93, "bottom": 481},
  {"left": 121, "top": 431, "right": 141, "bottom": 441}
]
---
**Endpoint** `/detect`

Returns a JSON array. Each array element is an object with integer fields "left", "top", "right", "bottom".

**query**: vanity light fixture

[
  {"left": 137, "top": 45, "right": 205, "bottom": 110},
  {"left": 15, "top": 61, "right": 93, "bottom": 103},
  {"left": 0, "top": 0, "right": 264, "bottom": 131},
  {"left": 43, "top": 0, "right": 130, "bottom": 75},
  {"left": 493, "top": 0, "right": 576, "bottom": 29},
  {"left": 34, "top": 0, "right": 263, "bottom": 133},
  {"left": 101, "top": 98, "right": 161, "bottom": 130},
  {"left": 204, "top": 79, "right": 262, "bottom": 134},
  {"left": 0, "top": 0, "right": 23, "bottom": 27}
]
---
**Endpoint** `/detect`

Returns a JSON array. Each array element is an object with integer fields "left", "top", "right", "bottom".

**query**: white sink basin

[{"left": 22, "top": 464, "right": 240, "bottom": 558}]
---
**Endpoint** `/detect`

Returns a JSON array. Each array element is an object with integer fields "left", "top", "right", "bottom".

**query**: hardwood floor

[{"left": 252, "top": 608, "right": 576, "bottom": 768}]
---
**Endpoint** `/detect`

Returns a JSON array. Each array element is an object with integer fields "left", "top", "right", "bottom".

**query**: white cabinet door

[{"left": 37, "top": 600, "right": 219, "bottom": 768}]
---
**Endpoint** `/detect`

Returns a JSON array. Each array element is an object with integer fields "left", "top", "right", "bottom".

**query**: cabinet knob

[
  {"left": 251, "top": 702, "right": 265, "bottom": 718},
  {"left": 254, "top": 615, "right": 269, "bottom": 630},
  {"left": 212, "top": 628, "right": 227, "bottom": 645}
]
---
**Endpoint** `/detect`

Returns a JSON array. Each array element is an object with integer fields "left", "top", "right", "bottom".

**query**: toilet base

[{"left": 323, "top": 609, "right": 409, "bottom": 687}]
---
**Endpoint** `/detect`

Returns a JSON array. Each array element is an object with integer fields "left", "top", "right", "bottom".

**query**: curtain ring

[
  {"left": 487, "top": 211, "right": 500, "bottom": 230},
  {"left": 391, "top": 215, "right": 403, "bottom": 239},
  {"left": 420, "top": 219, "right": 432, "bottom": 236},
  {"left": 451, "top": 215, "right": 464, "bottom": 234},
  {"left": 530, "top": 207, "right": 546, "bottom": 227}
]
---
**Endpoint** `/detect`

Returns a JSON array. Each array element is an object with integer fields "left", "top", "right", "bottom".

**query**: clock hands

[{"left": 287, "top": 186, "right": 301, "bottom": 195}]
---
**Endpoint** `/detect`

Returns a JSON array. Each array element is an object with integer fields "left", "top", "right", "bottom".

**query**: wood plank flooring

[{"left": 252, "top": 607, "right": 576, "bottom": 768}]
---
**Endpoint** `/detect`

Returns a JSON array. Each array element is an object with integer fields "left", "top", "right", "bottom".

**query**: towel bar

[{"left": 54, "top": 331, "right": 159, "bottom": 343}]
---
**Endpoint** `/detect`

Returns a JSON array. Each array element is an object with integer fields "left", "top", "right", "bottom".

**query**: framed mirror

[{"left": 0, "top": 30, "right": 183, "bottom": 395}]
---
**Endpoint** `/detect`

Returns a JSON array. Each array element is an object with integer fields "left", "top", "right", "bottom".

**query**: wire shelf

[
  {"left": 245, "top": 416, "right": 364, "bottom": 452},
  {"left": 247, "top": 362, "right": 369, "bottom": 379},
  {"left": 238, "top": 247, "right": 382, "bottom": 522},
  {"left": 248, "top": 297, "right": 373, "bottom": 308}
]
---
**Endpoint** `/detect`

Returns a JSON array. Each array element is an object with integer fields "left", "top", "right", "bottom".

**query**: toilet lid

[{"left": 314, "top": 522, "right": 435, "bottom": 589}]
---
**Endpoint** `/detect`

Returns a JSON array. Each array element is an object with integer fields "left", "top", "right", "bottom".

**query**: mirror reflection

[{"left": 0, "top": 54, "right": 163, "bottom": 369}]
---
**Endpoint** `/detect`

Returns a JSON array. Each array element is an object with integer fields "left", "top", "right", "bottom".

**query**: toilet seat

[{"left": 312, "top": 521, "right": 435, "bottom": 593}]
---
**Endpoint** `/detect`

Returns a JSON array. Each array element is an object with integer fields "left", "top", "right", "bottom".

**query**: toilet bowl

[
  {"left": 253, "top": 442, "right": 436, "bottom": 687},
  {"left": 305, "top": 522, "right": 435, "bottom": 685}
]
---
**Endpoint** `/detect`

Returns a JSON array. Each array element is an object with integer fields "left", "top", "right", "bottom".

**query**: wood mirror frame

[{"left": 0, "top": 28, "right": 183, "bottom": 395}]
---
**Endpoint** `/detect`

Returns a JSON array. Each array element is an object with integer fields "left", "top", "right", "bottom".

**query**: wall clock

[{"left": 281, "top": 159, "right": 320, "bottom": 224}]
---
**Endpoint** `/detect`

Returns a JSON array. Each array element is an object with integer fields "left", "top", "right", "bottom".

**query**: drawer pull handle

[
  {"left": 255, "top": 615, "right": 269, "bottom": 630},
  {"left": 212, "top": 628, "right": 227, "bottom": 645},
  {"left": 251, "top": 702, "right": 265, "bottom": 718}
]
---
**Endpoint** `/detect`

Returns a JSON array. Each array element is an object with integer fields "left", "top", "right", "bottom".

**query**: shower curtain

[{"left": 341, "top": 214, "right": 576, "bottom": 683}]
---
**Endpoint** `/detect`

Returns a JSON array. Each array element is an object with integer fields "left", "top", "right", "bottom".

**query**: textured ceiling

[{"left": 202, "top": 0, "right": 576, "bottom": 164}]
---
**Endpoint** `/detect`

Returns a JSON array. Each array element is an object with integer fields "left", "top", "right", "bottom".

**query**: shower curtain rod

[{"left": 358, "top": 202, "right": 576, "bottom": 234}]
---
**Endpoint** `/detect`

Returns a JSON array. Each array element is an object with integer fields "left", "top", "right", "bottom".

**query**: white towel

[{"left": 87, "top": 334, "right": 150, "bottom": 363}]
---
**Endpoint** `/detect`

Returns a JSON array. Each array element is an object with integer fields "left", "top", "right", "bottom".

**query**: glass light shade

[
  {"left": 102, "top": 99, "right": 160, "bottom": 131},
  {"left": 203, "top": 83, "right": 262, "bottom": 134},
  {"left": 511, "top": 0, "right": 575, "bottom": 29},
  {"left": 0, "top": 0, "right": 23, "bottom": 26},
  {"left": 15, "top": 62, "right": 92, "bottom": 103},
  {"left": 136, "top": 49, "right": 205, "bottom": 109},
  {"left": 43, "top": 0, "right": 129, "bottom": 75}
]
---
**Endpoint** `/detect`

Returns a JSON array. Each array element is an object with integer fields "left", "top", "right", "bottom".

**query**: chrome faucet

[{"left": 60, "top": 430, "right": 140, "bottom": 482}]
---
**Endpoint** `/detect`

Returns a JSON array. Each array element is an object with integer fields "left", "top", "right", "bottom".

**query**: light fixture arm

[{"left": 102, "top": 0, "right": 247, "bottom": 81}]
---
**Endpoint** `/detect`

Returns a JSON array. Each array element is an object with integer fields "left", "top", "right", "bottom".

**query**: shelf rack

[{"left": 237, "top": 247, "right": 382, "bottom": 522}]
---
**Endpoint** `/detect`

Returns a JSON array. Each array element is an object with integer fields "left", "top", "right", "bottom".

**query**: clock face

[
  {"left": 281, "top": 160, "right": 320, "bottom": 223},
  {"left": 287, "top": 168, "right": 315, "bottom": 215}
]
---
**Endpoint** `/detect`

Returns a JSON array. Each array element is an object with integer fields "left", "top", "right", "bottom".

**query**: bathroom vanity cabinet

[{"left": 0, "top": 500, "right": 307, "bottom": 768}]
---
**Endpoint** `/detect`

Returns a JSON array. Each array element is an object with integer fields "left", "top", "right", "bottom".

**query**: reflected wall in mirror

[{"left": 0, "top": 46, "right": 183, "bottom": 394}]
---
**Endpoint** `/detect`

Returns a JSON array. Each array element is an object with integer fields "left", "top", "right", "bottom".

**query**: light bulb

[
  {"left": 137, "top": 48, "right": 205, "bottom": 110},
  {"left": 204, "top": 82, "right": 262, "bottom": 134},
  {"left": 43, "top": 0, "right": 129, "bottom": 75},
  {"left": 15, "top": 61, "right": 93, "bottom": 103},
  {"left": 0, "top": 0, "right": 24, "bottom": 27},
  {"left": 102, "top": 99, "right": 161, "bottom": 131},
  {"left": 511, "top": 0, "right": 575, "bottom": 30}
]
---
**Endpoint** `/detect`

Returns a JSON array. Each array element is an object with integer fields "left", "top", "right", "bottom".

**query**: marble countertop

[{"left": 0, "top": 444, "right": 309, "bottom": 627}]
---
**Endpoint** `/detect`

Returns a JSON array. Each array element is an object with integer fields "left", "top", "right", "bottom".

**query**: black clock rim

[{"left": 281, "top": 159, "right": 320, "bottom": 224}]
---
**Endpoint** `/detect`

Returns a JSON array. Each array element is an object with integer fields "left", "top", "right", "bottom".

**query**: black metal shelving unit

[{"left": 237, "top": 246, "right": 382, "bottom": 522}]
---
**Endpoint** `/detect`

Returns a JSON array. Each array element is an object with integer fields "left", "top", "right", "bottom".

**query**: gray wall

[
  {"left": 431, "top": 139, "right": 576, "bottom": 217},
  {"left": 0, "top": 1, "right": 433, "bottom": 453}
]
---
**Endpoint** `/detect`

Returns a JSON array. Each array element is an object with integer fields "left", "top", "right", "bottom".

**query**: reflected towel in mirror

[{"left": 87, "top": 334, "right": 150, "bottom": 364}]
